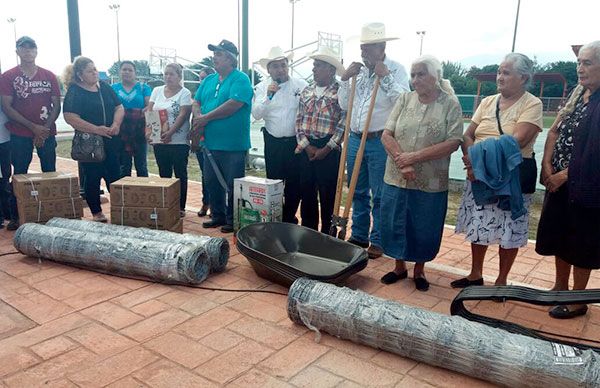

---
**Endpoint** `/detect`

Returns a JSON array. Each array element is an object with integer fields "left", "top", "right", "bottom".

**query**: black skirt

[{"left": 535, "top": 184, "right": 600, "bottom": 269}]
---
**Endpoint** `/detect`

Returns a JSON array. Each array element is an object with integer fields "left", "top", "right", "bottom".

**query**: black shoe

[
  {"left": 450, "top": 277, "right": 484, "bottom": 289},
  {"left": 220, "top": 224, "right": 234, "bottom": 233},
  {"left": 380, "top": 270, "right": 408, "bottom": 285},
  {"left": 6, "top": 220, "right": 19, "bottom": 231},
  {"left": 203, "top": 220, "right": 226, "bottom": 228},
  {"left": 414, "top": 277, "right": 430, "bottom": 292},
  {"left": 197, "top": 205, "right": 209, "bottom": 217},
  {"left": 347, "top": 237, "right": 369, "bottom": 249}
]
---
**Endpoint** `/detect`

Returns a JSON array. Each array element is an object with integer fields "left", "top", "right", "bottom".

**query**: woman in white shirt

[{"left": 147, "top": 63, "right": 192, "bottom": 216}]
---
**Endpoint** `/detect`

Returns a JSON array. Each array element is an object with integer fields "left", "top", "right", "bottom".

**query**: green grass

[{"left": 56, "top": 138, "right": 540, "bottom": 239}]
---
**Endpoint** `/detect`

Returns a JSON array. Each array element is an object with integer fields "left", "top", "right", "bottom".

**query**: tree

[
  {"left": 536, "top": 61, "right": 577, "bottom": 97},
  {"left": 108, "top": 60, "right": 151, "bottom": 79},
  {"left": 442, "top": 61, "right": 478, "bottom": 94}
]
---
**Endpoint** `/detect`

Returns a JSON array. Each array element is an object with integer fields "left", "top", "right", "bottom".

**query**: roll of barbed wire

[
  {"left": 46, "top": 217, "right": 229, "bottom": 273},
  {"left": 14, "top": 223, "right": 210, "bottom": 284},
  {"left": 287, "top": 278, "right": 600, "bottom": 388}
]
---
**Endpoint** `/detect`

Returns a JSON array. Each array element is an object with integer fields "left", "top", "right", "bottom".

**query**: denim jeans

[
  {"left": 153, "top": 144, "right": 189, "bottom": 210},
  {"left": 0, "top": 141, "right": 15, "bottom": 223},
  {"left": 10, "top": 134, "right": 57, "bottom": 174},
  {"left": 345, "top": 133, "right": 387, "bottom": 247},
  {"left": 120, "top": 140, "right": 149, "bottom": 177},
  {"left": 9, "top": 134, "right": 57, "bottom": 221},
  {"left": 203, "top": 150, "right": 246, "bottom": 226},
  {"left": 195, "top": 149, "right": 210, "bottom": 207},
  {"left": 81, "top": 137, "right": 121, "bottom": 214}
]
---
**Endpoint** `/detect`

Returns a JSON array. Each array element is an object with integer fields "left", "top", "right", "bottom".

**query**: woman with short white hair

[
  {"left": 453, "top": 53, "right": 543, "bottom": 289},
  {"left": 379, "top": 55, "right": 463, "bottom": 291}
]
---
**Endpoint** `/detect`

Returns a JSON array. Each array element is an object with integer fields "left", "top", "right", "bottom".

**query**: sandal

[
  {"left": 549, "top": 305, "right": 588, "bottom": 319},
  {"left": 380, "top": 270, "right": 408, "bottom": 285},
  {"left": 450, "top": 277, "right": 484, "bottom": 289},
  {"left": 414, "top": 277, "right": 430, "bottom": 292}
]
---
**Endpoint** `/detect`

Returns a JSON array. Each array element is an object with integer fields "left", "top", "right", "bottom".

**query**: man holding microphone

[{"left": 252, "top": 46, "right": 307, "bottom": 224}]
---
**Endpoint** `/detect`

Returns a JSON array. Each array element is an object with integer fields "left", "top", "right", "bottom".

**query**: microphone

[{"left": 267, "top": 79, "right": 281, "bottom": 100}]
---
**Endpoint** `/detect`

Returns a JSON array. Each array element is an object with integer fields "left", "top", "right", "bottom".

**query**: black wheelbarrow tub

[{"left": 236, "top": 222, "right": 368, "bottom": 287}]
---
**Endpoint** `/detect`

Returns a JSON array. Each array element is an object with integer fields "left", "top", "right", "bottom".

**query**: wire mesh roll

[
  {"left": 14, "top": 223, "right": 210, "bottom": 284},
  {"left": 287, "top": 278, "right": 600, "bottom": 388},
  {"left": 46, "top": 217, "right": 229, "bottom": 273}
]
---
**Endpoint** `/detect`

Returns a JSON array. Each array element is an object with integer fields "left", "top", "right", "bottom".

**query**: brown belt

[{"left": 351, "top": 130, "right": 383, "bottom": 139}]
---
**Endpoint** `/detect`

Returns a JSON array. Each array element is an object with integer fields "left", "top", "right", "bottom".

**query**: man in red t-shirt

[{"left": 0, "top": 36, "right": 62, "bottom": 230}]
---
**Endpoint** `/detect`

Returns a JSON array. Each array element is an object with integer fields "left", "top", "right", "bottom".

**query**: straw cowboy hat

[
  {"left": 259, "top": 46, "right": 294, "bottom": 69},
  {"left": 309, "top": 46, "right": 345, "bottom": 76},
  {"left": 360, "top": 22, "right": 398, "bottom": 44}
]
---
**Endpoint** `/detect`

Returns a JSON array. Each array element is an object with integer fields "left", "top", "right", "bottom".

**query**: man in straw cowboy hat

[
  {"left": 252, "top": 46, "right": 308, "bottom": 224},
  {"left": 294, "top": 47, "right": 345, "bottom": 233},
  {"left": 338, "top": 22, "right": 409, "bottom": 258}
]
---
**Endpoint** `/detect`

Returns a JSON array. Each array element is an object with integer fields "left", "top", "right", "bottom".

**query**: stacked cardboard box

[
  {"left": 110, "top": 177, "right": 181, "bottom": 232},
  {"left": 233, "top": 176, "right": 283, "bottom": 233},
  {"left": 13, "top": 172, "right": 83, "bottom": 224}
]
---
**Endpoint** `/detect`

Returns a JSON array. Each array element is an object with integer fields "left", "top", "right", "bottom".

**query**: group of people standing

[{"left": 1, "top": 26, "right": 599, "bottom": 319}]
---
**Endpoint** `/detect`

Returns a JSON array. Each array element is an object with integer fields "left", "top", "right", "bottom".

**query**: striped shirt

[{"left": 295, "top": 82, "right": 345, "bottom": 150}]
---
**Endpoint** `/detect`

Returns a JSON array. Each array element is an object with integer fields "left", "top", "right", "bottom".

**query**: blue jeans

[
  {"left": 346, "top": 133, "right": 387, "bottom": 247},
  {"left": 120, "top": 141, "right": 148, "bottom": 177},
  {"left": 9, "top": 134, "right": 57, "bottom": 222},
  {"left": 0, "top": 141, "right": 15, "bottom": 223},
  {"left": 10, "top": 134, "right": 57, "bottom": 174},
  {"left": 204, "top": 150, "right": 246, "bottom": 226},
  {"left": 195, "top": 149, "right": 210, "bottom": 207}
]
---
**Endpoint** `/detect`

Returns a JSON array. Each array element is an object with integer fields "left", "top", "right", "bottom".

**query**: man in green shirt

[{"left": 192, "top": 40, "right": 253, "bottom": 233}]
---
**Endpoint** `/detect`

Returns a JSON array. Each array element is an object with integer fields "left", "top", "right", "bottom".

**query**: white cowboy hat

[
  {"left": 309, "top": 46, "right": 345, "bottom": 76},
  {"left": 360, "top": 22, "right": 398, "bottom": 44},
  {"left": 259, "top": 46, "right": 294, "bottom": 69}
]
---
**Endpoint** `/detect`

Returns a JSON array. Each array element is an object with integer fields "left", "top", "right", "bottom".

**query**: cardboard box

[
  {"left": 145, "top": 109, "right": 169, "bottom": 143},
  {"left": 233, "top": 176, "right": 283, "bottom": 232},
  {"left": 17, "top": 197, "right": 83, "bottom": 224},
  {"left": 110, "top": 177, "right": 180, "bottom": 208},
  {"left": 111, "top": 204, "right": 180, "bottom": 229},
  {"left": 12, "top": 172, "right": 79, "bottom": 203},
  {"left": 169, "top": 219, "right": 183, "bottom": 234}
]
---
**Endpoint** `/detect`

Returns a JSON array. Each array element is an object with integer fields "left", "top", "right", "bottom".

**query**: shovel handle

[
  {"left": 342, "top": 77, "right": 380, "bottom": 220},
  {"left": 332, "top": 76, "right": 357, "bottom": 218}
]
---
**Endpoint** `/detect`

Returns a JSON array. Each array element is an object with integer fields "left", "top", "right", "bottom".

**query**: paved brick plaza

[{"left": 0, "top": 156, "right": 598, "bottom": 387}]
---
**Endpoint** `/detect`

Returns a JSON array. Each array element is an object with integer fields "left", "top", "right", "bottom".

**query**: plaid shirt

[{"left": 295, "top": 82, "right": 345, "bottom": 150}]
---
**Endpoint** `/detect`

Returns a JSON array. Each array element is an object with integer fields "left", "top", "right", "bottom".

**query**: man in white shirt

[
  {"left": 338, "top": 23, "right": 410, "bottom": 258},
  {"left": 252, "top": 46, "right": 308, "bottom": 223}
]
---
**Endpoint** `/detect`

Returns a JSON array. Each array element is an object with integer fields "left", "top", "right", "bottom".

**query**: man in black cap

[
  {"left": 191, "top": 40, "right": 253, "bottom": 233},
  {"left": 0, "top": 36, "right": 61, "bottom": 230}
]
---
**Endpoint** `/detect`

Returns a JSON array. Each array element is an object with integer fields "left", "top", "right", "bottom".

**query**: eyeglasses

[{"left": 214, "top": 83, "right": 220, "bottom": 98}]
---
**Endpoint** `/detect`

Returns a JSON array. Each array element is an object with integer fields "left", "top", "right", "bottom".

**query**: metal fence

[{"left": 457, "top": 95, "right": 565, "bottom": 117}]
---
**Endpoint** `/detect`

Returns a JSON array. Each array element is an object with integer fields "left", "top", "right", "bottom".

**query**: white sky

[{"left": 0, "top": 0, "right": 598, "bottom": 77}]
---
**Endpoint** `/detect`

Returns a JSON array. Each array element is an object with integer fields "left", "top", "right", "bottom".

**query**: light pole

[
  {"left": 511, "top": 0, "right": 521, "bottom": 52},
  {"left": 7, "top": 18, "right": 17, "bottom": 64},
  {"left": 108, "top": 4, "right": 121, "bottom": 62},
  {"left": 416, "top": 31, "right": 426, "bottom": 56},
  {"left": 290, "top": 0, "right": 300, "bottom": 50}
]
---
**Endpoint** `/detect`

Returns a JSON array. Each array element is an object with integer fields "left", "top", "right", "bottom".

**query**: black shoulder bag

[
  {"left": 71, "top": 85, "right": 107, "bottom": 163},
  {"left": 496, "top": 96, "right": 537, "bottom": 194}
]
